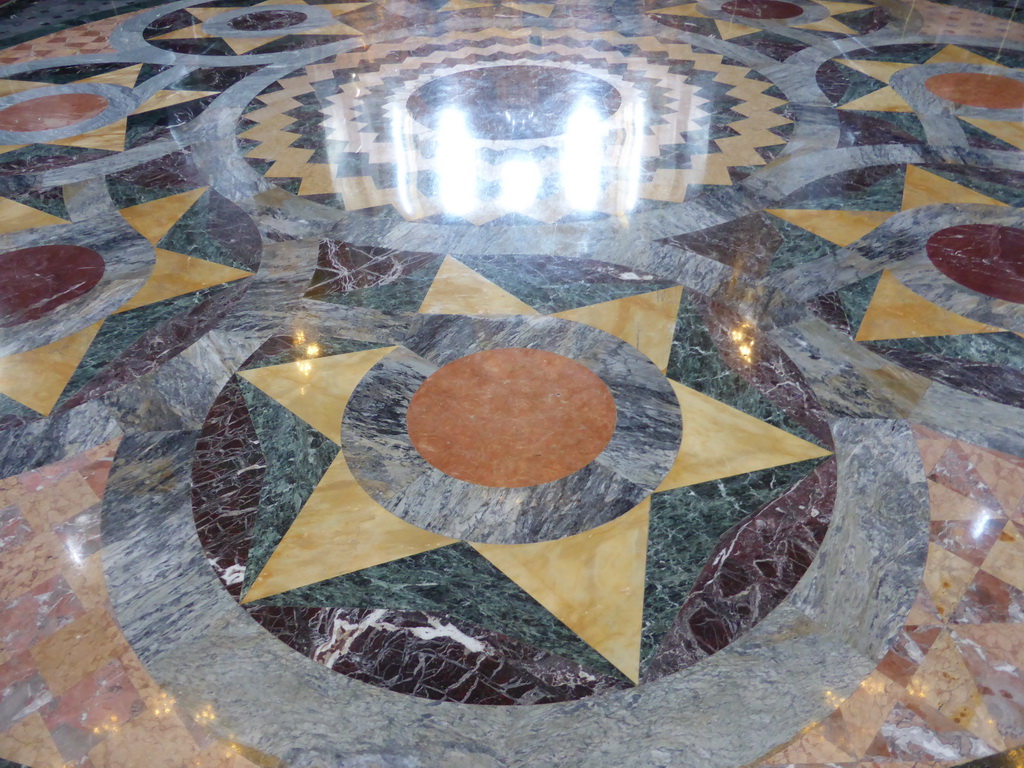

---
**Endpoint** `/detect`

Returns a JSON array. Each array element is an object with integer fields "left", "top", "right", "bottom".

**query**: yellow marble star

[
  {"left": 0, "top": 188, "right": 253, "bottom": 415},
  {"left": 240, "top": 257, "right": 830, "bottom": 681}
]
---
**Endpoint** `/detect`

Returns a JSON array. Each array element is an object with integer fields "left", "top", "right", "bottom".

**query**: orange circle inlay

[
  {"left": 925, "top": 72, "right": 1024, "bottom": 110},
  {"left": 407, "top": 348, "right": 617, "bottom": 488},
  {"left": 0, "top": 93, "right": 109, "bottom": 133}
]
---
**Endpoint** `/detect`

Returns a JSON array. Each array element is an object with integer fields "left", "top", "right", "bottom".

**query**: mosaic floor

[{"left": 1, "top": 0, "right": 1024, "bottom": 766}]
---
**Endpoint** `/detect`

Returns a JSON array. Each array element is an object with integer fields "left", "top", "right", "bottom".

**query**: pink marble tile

[
  {"left": 931, "top": 516, "right": 1007, "bottom": 567},
  {"left": 0, "top": 506, "right": 35, "bottom": 553},
  {"left": 40, "top": 659, "right": 146, "bottom": 761},
  {"left": 0, "top": 650, "right": 53, "bottom": 731},
  {"left": 0, "top": 573, "right": 85, "bottom": 658}
]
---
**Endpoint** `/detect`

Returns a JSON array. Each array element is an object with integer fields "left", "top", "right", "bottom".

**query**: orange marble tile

[
  {"left": 61, "top": 550, "right": 110, "bottom": 611},
  {"left": 407, "top": 347, "right": 617, "bottom": 487},
  {"left": 0, "top": 531, "right": 68, "bottom": 604},
  {"left": 927, "top": 480, "right": 991, "bottom": 522},
  {"left": 16, "top": 470, "right": 101, "bottom": 532},
  {"left": 956, "top": 444, "right": 1024, "bottom": 517},
  {"left": 906, "top": 630, "right": 1005, "bottom": 750},
  {"left": 923, "top": 544, "right": 979, "bottom": 621},
  {"left": 980, "top": 521, "right": 1024, "bottom": 593},
  {"left": 0, "top": 712, "right": 66, "bottom": 768},
  {"left": 918, "top": 438, "right": 954, "bottom": 476},
  {"left": 87, "top": 707, "right": 202, "bottom": 768},
  {"left": 31, "top": 608, "right": 132, "bottom": 696},
  {"left": 821, "top": 671, "right": 903, "bottom": 759}
]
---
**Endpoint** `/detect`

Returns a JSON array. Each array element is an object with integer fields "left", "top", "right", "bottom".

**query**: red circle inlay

[
  {"left": 0, "top": 245, "right": 106, "bottom": 328},
  {"left": 0, "top": 93, "right": 109, "bottom": 133},
  {"left": 926, "top": 224, "right": 1024, "bottom": 304},
  {"left": 925, "top": 73, "right": 1024, "bottom": 110},
  {"left": 406, "top": 348, "right": 617, "bottom": 488},
  {"left": 720, "top": 0, "right": 803, "bottom": 20}
]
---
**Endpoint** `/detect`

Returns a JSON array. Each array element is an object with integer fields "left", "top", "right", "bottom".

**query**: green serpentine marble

[
  {"left": 767, "top": 218, "right": 838, "bottom": 274},
  {"left": 239, "top": 378, "right": 339, "bottom": 594},
  {"left": 864, "top": 331, "right": 1024, "bottom": 370},
  {"left": 249, "top": 541, "right": 626, "bottom": 681}
]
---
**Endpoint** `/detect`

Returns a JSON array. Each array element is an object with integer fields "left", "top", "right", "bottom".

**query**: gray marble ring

[{"left": 341, "top": 313, "right": 682, "bottom": 544}]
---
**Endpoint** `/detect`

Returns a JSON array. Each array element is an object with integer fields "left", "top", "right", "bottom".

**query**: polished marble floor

[{"left": 1, "top": 0, "right": 1024, "bottom": 765}]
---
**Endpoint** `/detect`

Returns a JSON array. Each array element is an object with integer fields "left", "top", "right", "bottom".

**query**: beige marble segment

[
  {"left": 132, "top": 90, "right": 219, "bottom": 115},
  {"left": 115, "top": 249, "right": 252, "bottom": 313},
  {"left": 87, "top": 707, "right": 201, "bottom": 768},
  {"left": 838, "top": 86, "right": 915, "bottom": 112},
  {"left": 856, "top": 270, "right": 1002, "bottom": 342},
  {"left": 766, "top": 726, "right": 855, "bottom": 764},
  {"left": 928, "top": 480, "right": 989, "bottom": 521},
  {"left": 0, "top": 322, "right": 103, "bottom": 415},
  {"left": 952, "top": 625, "right": 1024, "bottom": 671},
  {"left": 505, "top": 2, "right": 555, "bottom": 16},
  {"left": 980, "top": 521, "right": 1024, "bottom": 593},
  {"left": 473, "top": 500, "right": 650, "bottom": 682},
  {"left": 0, "top": 530, "right": 66, "bottom": 604},
  {"left": 905, "top": 584, "right": 943, "bottom": 626},
  {"left": 902, "top": 166, "right": 1007, "bottom": 210},
  {"left": 767, "top": 209, "right": 896, "bottom": 246},
  {"left": 0, "top": 712, "right": 66, "bottom": 768},
  {"left": 119, "top": 187, "right": 208, "bottom": 245},
  {"left": 419, "top": 256, "right": 538, "bottom": 315},
  {"left": 17, "top": 471, "right": 99, "bottom": 531},
  {"left": 239, "top": 346, "right": 396, "bottom": 443},
  {"left": 923, "top": 543, "right": 978, "bottom": 621},
  {"left": 0, "top": 196, "right": 66, "bottom": 235},
  {"left": 30, "top": 608, "right": 131, "bottom": 695},
  {"left": 243, "top": 452, "right": 456, "bottom": 602},
  {"left": 955, "top": 443, "right": 1024, "bottom": 515},
  {"left": 552, "top": 286, "right": 683, "bottom": 371},
  {"left": 836, "top": 61, "right": 915, "bottom": 85},
  {"left": 916, "top": 435, "right": 953, "bottom": 475},
  {"left": 656, "top": 380, "right": 831, "bottom": 491},
  {"left": 49, "top": 118, "right": 128, "bottom": 152},
  {"left": 827, "top": 671, "right": 904, "bottom": 758},
  {"left": 906, "top": 629, "right": 1005, "bottom": 750},
  {"left": 0, "top": 79, "right": 49, "bottom": 97}
]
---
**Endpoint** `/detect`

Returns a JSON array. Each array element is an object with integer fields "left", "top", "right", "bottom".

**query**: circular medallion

[
  {"left": 926, "top": 223, "right": 1024, "bottom": 303},
  {"left": 342, "top": 315, "right": 681, "bottom": 544},
  {"left": 0, "top": 93, "right": 109, "bottom": 132},
  {"left": 925, "top": 72, "right": 1024, "bottom": 110},
  {"left": 406, "top": 65, "right": 622, "bottom": 140},
  {"left": 0, "top": 244, "right": 105, "bottom": 328},
  {"left": 227, "top": 9, "right": 309, "bottom": 31},
  {"left": 407, "top": 347, "right": 617, "bottom": 488},
  {"left": 719, "top": 0, "right": 803, "bottom": 20}
]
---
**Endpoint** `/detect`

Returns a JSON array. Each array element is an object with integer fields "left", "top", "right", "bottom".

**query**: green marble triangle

[
  {"left": 248, "top": 540, "right": 629, "bottom": 683},
  {"left": 455, "top": 254, "right": 679, "bottom": 314},
  {"left": 238, "top": 379, "right": 341, "bottom": 594}
]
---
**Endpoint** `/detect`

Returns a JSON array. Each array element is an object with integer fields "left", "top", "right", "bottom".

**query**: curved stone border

[
  {"left": 101, "top": 409, "right": 927, "bottom": 767},
  {"left": 342, "top": 314, "right": 681, "bottom": 544}
]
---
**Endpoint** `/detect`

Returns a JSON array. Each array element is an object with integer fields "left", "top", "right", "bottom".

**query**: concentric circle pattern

[{"left": 7, "top": 0, "right": 1024, "bottom": 766}]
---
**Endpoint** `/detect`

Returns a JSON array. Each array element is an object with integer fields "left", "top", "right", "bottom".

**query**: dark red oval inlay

[
  {"left": 0, "top": 245, "right": 106, "bottom": 328},
  {"left": 720, "top": 0, "right": 803, "bottom": 20},
  {"left": 227, "top": 9, "right": 308, "bottom": 31},
  {"left": 0, "top": 93, "right": 109, "bottom": 133},
  {"left": 926, "top": 224, "right": 1024, "bottom": 304},
  {"left": 925, "top": 73, "right": 1024, "bottom": 110}
]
